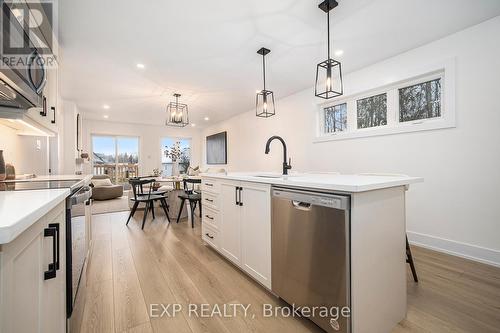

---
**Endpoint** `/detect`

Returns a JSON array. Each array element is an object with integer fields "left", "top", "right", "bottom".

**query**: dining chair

[
  {"left": 126, "top": 178, "right": 171, "bottom": 229},
  {"left": 176, "top": 178, "right": 202, "bottom": 228}
]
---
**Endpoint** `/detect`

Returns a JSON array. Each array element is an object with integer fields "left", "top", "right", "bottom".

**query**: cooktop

[{"left": 0, "top": 180, "right": 81, "bottom": 191}]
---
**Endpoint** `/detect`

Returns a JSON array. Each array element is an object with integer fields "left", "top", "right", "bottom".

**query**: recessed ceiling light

[
  {"left": 334, "top": 49, "right": 344, "bottom": 57},
  {"left": 204, "top": 117, "right": 209, "bottom": 121},
  {"left": 191, "top": 123, "right": 196, "bottom": 127},
  {"left": 103, "top": 104, "right": 110, "bottom": 109},
  {"left": 136, "top": 63, "right": 145, "bottom": 69},
  {"left": 103, "top": 115, "right": 109, "bottom": 119}
]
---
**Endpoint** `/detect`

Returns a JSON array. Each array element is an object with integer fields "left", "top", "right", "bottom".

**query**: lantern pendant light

[
  {"left": 256, "top": 47, "right": 275, "bottom": 118},
  {"left": 315, "top": 0, "right": 343, "bottom": 99},
  {"left": 166, "top": 93, "right": 189, "bottom": 127}
]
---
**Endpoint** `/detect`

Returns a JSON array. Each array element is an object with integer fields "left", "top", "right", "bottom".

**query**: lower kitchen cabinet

[
  {"left": 220, "top": 181, "right": 243, "bottom": 265},
  {"left": 0, "top": 202, "right": 66, "bottom": 333},
  {"left": 206, "top": 178, "right": 271, "bottom": 289}
]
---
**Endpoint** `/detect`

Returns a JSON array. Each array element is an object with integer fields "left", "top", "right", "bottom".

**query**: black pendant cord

[{"left": 262, "top": 53, "right": 266, "bottom": 91}]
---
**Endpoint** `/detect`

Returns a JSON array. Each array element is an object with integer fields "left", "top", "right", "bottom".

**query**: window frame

[
  {"left": 314, "top": 58, "right": 455, "bottom": 142},
  {"left": 160, "top": 136, "right": 192, "bottom": 176},
  {"left": 323, "top": 102, "right": 348, "bottom": 134},
  {"left": 356, "top": 92, "right": 389, "bottom": 130}
]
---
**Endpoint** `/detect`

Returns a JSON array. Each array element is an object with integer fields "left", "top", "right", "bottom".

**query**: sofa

[{"left": 90, "top": 175, "right": 124, "bottom": 200}]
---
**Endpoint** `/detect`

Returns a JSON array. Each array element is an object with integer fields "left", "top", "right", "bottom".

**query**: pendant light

[
  {"left": 256, "top": 47, "right": 275, "bottom": 118},
  {"left": 315, "top": 0, "right": 343, "bottom": 99},
  {"left": 166, "top": 93, "right": 189, "bottom": 127}
]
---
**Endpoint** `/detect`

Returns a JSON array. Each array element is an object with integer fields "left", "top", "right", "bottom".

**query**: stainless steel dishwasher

[{"left": 272, "top": 187, "right": 351, "bottom": 333}]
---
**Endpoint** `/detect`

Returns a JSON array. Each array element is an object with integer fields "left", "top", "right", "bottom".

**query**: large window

[
  {"left": 399, "top": 78, "right": 441, "bottom": 122},
  {"left": 316, "top": 66, "right": 454, "bottom": 142},
  {"left": 324, "top": 103, "right": 347, "bottom": 133},
  {"left": 161, "top": 137, "right": 191, "bottom": 176},
  {"left": 92, "top": 136, "right": 139, "bottom": 183},
  {"left": 357, "top": 93, "right": 387, "bottom": 129}
]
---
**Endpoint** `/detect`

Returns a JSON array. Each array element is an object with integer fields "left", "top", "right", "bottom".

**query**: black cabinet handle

[
  {"left": 235, "top": 186, "right": 239, "bottom": 205},
  {"left": 205, "top": 233, "right": 214, "bottom": 239},
  {"left": 51, "top": 106, "right": 56, "bottom": 124},
  {"left": 204, "top": 183, "right": 213, "bottom": 187},
  {"left": 48, "top": 223, "right": 60, "bottom": 270},
  {"left": 205, "top": 214, "right": 214, "bottom": 220},
  {"left": 44, "top": 226, "right": 57, "bottom": 280},
  {"left": 205, "top": 198, "right": 214, "bottom": 203},
  {"left": 238, "top": 187, "right": 243, "bottom": 206}
]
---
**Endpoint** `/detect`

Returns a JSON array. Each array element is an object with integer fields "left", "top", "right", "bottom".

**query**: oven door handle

[
  {"left": 71, "top": 186, "right": 92, "bottom": 205},
  {"left": 43, "top": 226, "right": 57, "bottom": 280}
]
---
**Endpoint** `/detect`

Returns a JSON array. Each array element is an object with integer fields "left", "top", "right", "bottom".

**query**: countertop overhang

[
  {"left": 0, "top": 174, "right": 92, "bottom": 244},
  {"left": 200, "top": 172, "right": 423, "bottom": 193}
]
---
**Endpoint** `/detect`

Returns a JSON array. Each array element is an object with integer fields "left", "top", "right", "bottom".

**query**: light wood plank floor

[{"left": 79, "top": 210, "right": 500, "bottom": 333}]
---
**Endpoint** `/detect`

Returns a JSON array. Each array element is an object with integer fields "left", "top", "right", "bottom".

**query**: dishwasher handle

[{"left": 291, "top": 200, "right": 312, "bottom": 211}]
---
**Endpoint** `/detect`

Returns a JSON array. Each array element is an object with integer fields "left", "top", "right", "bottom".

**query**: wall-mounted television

[{"left": 206, "top": 131, "right": 227, "bottom": 165}]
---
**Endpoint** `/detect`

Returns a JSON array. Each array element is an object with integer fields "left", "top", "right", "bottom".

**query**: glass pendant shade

[
  {"left": 256, "top": 89, "right": 275, "bottom": 118},
  {"left": 166, "top": 93, "right": 189, "bottom": 127},
  {"left": 256, "top": 47, "right": 275, "bottom": 118},
  {"left": 315, "top": 59, "right": 343, "bottom": 99},
  {"left": 315, "top": 0, "right": 343, "bottom": 99}
]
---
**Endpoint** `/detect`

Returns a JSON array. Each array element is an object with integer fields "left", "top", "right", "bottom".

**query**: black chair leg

[
  {"left": 151, "top": 200, "right": 156, "bottom": 219},
  {"left": 406, "top": 236, "right": 418, "bottom": 282},
  {"left": 159, "top": 199, "right": 171, "bottom": 223},
  {"left": 176, "top": 199, "right": 185, "bottom": 224},
  {"left": 190, "top": 200, "right": 196, "bottom": 228},
  {"left": 198, "top": 199, "right": 202, "bottom": 216},
  {"left": 126, "top": 201, "right": 139, "bottom": 225},
  {"left": 141, "top": 202, "right": 149, "bottom": 230}
]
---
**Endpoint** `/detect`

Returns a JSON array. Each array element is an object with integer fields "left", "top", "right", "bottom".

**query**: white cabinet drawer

[
  {"left": 202, "top": 192, "right": 219, "bottom": 210},
  {"left": 202, "top": 223, "right": 219, "bottom": 250},
  {"left": 202, "top": 178, "right": 220, "bottom": 194},
  {"left": 202, "top": 207, "right": 219, "bottom": 229}
]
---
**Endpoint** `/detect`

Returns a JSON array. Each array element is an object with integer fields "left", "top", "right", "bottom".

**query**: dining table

[{"left": 150, "top": 175, "right": 202, "bottom": 221}]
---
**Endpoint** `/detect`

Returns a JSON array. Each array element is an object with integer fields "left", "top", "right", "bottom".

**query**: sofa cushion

[
  {"left": 92, "top": 178, "right": 113, "bottom": 187},
  {"left": 92, "top": 185, "right": 124, "bottom": 201}
]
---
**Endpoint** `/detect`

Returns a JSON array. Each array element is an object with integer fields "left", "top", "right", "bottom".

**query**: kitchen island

[
  {"left": 0, "top": 174, "right": 92, "bottom": 333},
  {"left": 200, "top": 172, "right": 422, "bottom": 333}
]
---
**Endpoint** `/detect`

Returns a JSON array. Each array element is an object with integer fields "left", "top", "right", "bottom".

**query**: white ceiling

[{"left": 59, "top": 0, "right": 500, "bottom": 127}]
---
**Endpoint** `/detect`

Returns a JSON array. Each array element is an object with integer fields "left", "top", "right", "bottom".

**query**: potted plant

[{"left": 164, "top": 141, "right": 182, "bottom": 176}]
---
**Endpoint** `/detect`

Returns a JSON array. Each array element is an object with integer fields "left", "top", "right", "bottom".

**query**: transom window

[
  {"left": 324, "top": 103, "right": 347, "bottom": 133},
  {"left": 399, "top": 78, "right": 441, "bottom": 122},
  {"left": 316, "top": 67, "right": 453, "bottom": 142},
  {"left": 356, "top": 93, "right": 387, "bottom": 129}
]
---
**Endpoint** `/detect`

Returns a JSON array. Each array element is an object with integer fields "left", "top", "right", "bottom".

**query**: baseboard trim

[{"left": 407, "top": 231, "right": 500, "bottom": 268}]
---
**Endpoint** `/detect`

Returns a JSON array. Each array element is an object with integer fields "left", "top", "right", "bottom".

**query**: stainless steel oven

[
  {"left": 0, "top": 1, "right": 47, "bottom": 115},
  {"left": 66, "top": 185, "right": 92, "bottom": 331}
]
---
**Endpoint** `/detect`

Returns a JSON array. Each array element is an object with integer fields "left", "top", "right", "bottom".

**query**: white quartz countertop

[
  {"left": 201, "top": 172, "right": 423, "bottom": 192},
  {"left": 0, "top": 188, "right": 69, "bottom": 244}
]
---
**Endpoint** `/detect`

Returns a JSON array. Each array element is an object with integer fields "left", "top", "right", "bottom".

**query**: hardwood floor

[{"left": 79, "top": 210, "right": 500, "bottom": 333}]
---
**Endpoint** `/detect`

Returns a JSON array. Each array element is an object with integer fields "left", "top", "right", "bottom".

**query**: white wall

[
  {"left": 60, "top": 100, "right": 79, "bottom": 175},
  {"left": 201, "top": 17, "right": 500, "bottom": 266},
  {"left": 82, "top": 119, "right": 202, "bottom": 176},
  {"left": 0, "top": 124, "right": 49, "bottom": 175}
]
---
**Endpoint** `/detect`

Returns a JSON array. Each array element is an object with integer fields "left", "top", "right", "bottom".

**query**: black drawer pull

[
  {"left": 44, "top": 226, "right": 57, "bottom": 280},
  {"left": 48, "top": 223, "right": 60, "bottom": 270},
  {"left": 205, "top": 198, "right": 214, "bottom": 202},
  {"left": 205, "top": 215, "right": 214, "bottom": 220},
  {"left": 205, "top": 233, "right": 214, "bottom": 239},
  {"left": 205, "top": 183, "right": 213, "bottom": 187}
]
